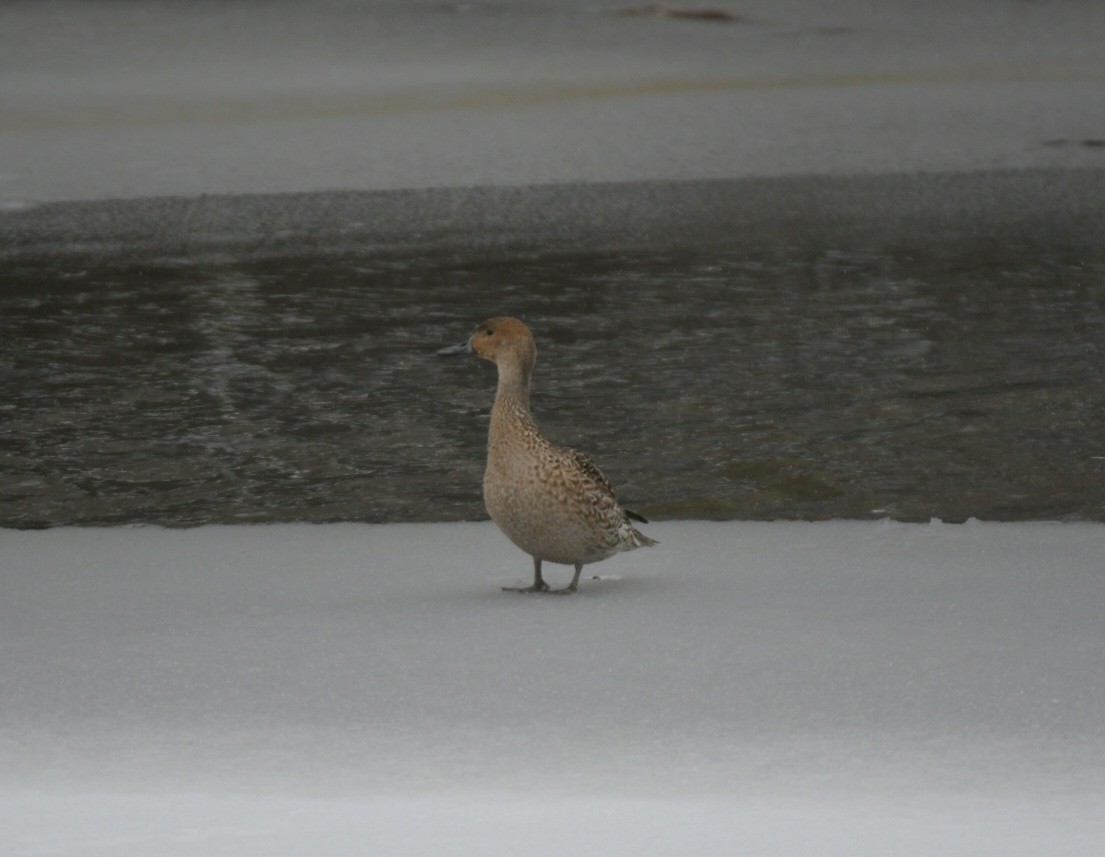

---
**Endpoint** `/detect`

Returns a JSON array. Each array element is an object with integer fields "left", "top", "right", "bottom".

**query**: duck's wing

[
  {"left": 560, "top": 447, "right": 651, "bottom": 523},
  {"left": 552, "top": 445, "right": 658, "bottom": 549},
  {"left": 562, "top": 447, "right": 616, "bottom": 497}
]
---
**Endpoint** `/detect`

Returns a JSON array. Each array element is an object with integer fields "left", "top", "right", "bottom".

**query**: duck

[{"left": 438, "top": 317, "right": 656, "bottom": 593}]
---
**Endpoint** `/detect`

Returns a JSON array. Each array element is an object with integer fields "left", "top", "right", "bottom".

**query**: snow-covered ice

[
  {"left": 2, "top": 0, "right": 1105, "bottom": 203},
  {"left": 2, "top": 520, "right": 1103, "bottom": 855}
]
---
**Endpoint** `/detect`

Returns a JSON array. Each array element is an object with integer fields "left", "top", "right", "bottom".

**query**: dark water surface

[{"left": 2, "top": 172, "right": 1104, "bottom": 526}]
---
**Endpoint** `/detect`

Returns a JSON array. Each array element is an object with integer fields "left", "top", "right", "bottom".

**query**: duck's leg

[
  {"left": 502, "top": 556, "right": 551, "bottom": 593},
  {"left": 553, "top": 562, "right": 584, "bottom": 594}
]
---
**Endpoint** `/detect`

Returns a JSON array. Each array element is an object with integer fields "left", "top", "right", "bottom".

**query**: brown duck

[{"left": 439, "top": 317, "right": 656, "bottom": 593}]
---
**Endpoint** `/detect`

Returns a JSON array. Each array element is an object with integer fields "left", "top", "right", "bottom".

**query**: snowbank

[{"left": 2, "top": 520, "right": 1103, "bottom": 854}]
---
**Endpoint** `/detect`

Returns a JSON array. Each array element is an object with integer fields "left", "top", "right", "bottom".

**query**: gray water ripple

[{"left": 2, "top": 243, "right": 1104, "bottom": 527}]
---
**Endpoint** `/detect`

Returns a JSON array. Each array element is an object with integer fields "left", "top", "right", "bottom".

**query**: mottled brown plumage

[{"left": 438, "top": 316, "right": 656, "bottom": 593}]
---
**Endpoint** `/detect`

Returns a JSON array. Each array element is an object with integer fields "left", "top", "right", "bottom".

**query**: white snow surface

[
  {"left": 2, "top": 0, "right": 1105, "bottom": 203},
  {"left": 2, "top": 520, "right": 1104, "bottom": 855}
]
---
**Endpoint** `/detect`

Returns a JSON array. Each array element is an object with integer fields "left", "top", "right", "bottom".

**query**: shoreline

[{"left": 3, "top": 167, "right": 1105, "bottom": 263}]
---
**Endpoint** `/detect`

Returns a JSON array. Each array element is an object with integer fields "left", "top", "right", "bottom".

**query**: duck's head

[{"left": 438, "top": 317, "right": 536, "bottom": 382}]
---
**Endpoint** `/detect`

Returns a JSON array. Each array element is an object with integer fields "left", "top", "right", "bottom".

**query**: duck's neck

[{"left": 490, "top": 359, "right": 537, "bottom": 436}]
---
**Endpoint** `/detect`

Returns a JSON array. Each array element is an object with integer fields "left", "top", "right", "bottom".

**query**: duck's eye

[{"left": 484, "top": 328, "right": 494, "bottom": 336}]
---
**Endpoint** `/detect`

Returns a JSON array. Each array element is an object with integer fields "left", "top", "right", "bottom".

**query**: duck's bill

[{"left": 436, "top": 338, "right": 473, "bottom": 356}]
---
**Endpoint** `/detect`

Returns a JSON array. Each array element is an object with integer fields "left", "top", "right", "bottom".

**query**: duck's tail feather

[{"left": 630, "top": 527, "right": 658, "bottom": 548}]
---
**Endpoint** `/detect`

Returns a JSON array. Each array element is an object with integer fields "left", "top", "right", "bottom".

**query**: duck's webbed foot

[
  {"left": 502, "top": 558, "right": 551, "bottom": 594},
  {"left": 502, "top": 581, "right": 551, "bottom": 593},
  {"left": 551, "top": 562, "right": 584, "bottom": 595}
]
